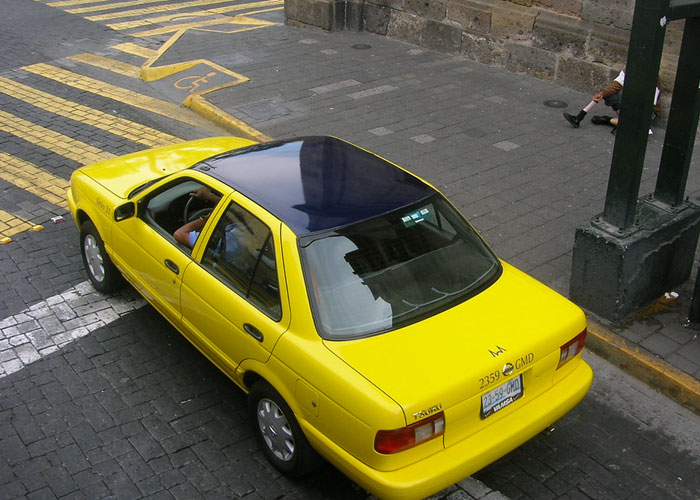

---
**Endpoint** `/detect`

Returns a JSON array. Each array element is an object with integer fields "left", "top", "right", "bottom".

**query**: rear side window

[{"left": 201, "top": 202, "right": 281, "bottom": 320}]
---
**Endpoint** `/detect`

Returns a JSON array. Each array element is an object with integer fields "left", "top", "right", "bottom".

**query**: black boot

[
  {"left": 591, "top": 115, "right": 613, "bottom": 125},
  {"left": 563, "top": 110, "right": 586, "bottom": 128}
]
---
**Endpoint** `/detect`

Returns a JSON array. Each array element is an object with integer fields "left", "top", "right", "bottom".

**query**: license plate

[{"left": 481, "top": 375, "right": 523, "bottom": 419}]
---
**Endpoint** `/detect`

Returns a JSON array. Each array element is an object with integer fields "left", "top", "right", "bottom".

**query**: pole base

[{"left": 570, "top": 198, "right": 700, "bottom": 324}]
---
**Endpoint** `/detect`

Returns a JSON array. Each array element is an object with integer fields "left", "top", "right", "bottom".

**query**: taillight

[
  {"left": 557, "top": 328, "right": 587, "bottom": 369},
  {"left": 374, "top": 412, "right": 445, "bottom": 454}
]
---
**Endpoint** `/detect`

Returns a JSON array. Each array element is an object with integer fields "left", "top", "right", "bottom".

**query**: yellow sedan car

[{"left": 68, "top": 136, "right": 592, "bottom": 500}]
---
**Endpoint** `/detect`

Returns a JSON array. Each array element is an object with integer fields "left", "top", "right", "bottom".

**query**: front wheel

[
  {"left": 80, "top": 220, "right": 123, "bottom": 293},
  {"left": 248, "top": 382, "right": 320, "bottom": 477}
]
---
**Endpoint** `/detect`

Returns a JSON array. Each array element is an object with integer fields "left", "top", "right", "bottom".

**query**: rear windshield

[{"left": 300, "top": 195, "right": 501, "bottom": 339}]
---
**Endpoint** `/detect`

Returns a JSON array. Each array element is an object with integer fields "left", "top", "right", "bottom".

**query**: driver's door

[{"left": 110, "top": 174, "right": 224, "bottom": 328}]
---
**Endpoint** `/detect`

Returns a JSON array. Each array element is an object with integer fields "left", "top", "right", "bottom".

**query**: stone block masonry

[{"left": 285, "top": 0, "right": 684, "bottom": 109}]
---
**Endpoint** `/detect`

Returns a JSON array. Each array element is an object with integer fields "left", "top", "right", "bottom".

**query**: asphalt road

[{"left": 1, "top": 1, "right": 699, "bottom": 499}]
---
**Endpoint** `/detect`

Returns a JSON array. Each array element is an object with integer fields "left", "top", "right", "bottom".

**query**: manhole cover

[
  {"left": 351, "top": 44, "right": 372, "bottom": 50},
  {"left": 544, "top": 100, "right": 568, "bottom": 108}
]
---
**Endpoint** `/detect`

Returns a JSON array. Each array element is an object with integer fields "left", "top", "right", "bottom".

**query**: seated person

[
  {"left": 174, "top": 188, "right": 246, "bottom": 264},
  {"left": 174, "top": 187, "right": 221, "bottom": 248}
]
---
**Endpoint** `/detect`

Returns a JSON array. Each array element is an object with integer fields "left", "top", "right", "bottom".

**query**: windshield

[{"left": 300, "top": 195, "right": 501, "bottom": 339}]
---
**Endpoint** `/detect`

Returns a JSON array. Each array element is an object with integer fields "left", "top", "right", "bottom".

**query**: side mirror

[{"left": 114, "top": 202, "right": 135, "bottom": 221}]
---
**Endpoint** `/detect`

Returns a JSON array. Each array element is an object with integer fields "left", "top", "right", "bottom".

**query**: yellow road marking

[
  {"left": 129, "top": 11, "right": 280, "bottom": 38},
  {"left": 0, "top": 109, "right": 113, "bottom": 165},
  {"left": 0, "top": 76, "right": 179, "bottom": 148},
  {"left": 47, "top": 0, "right": 112, "bottom": 7},
  {"left": 67, "top": 0, "right": 190, "bottom": 14},
  {"left": 0, "top": 153, "right": 69, "bottom": 209},
  {"left": 0, "top": 209, "right": 39, "bottom": 239},
  {"left": 588, "top": 321, "right": 700, "bottom": 415},
  {"left": 85, "top": 0, "right": 280, "bottom": 21},
  {"left": 112, "top": 42, "right": 158, "bottom": 59},
  {"left": 68, "top": 53, "right": 141, "bottom": 78},
  {"left": 104, "top": 0, "right": 282, "bottom": 29},
  {"left": 22, "top": 63, "right": 220, "bottom": 132},
  {"left": 186, "top": 94, "right": 271, "bottom": 142}
]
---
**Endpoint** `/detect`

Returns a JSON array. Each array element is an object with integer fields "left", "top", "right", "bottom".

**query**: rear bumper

[{"left": 302, "top": 359, "right": 593, "bottom": 500}]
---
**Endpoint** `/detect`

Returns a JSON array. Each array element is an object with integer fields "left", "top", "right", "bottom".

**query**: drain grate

[{"left": 544, "top": 100, "right": 568, "bottom": 108}]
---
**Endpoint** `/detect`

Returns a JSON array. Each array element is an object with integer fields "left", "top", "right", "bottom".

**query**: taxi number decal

[
  {"left": 479, "top": 369, "right": 501, "bottom": 389},
  {"left": 96, "top": 197, "right": 110, "bottom": 216}
]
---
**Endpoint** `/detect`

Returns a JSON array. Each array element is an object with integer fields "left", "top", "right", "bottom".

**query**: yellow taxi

[{"left": 68, "top": 136, "right": 592, "bottom": 500}]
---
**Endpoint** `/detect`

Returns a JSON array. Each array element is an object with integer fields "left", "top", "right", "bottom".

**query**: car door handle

[
  {"left": 244, "top": 323, "right": 264, "bottom": 342},
  {"left": 164, "top": 259, "right": 179, "bottom": 275}
]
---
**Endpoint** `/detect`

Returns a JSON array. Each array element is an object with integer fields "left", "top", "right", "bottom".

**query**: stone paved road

[{"left": 1, "top": 1, "right": 700, "bottom": 499}]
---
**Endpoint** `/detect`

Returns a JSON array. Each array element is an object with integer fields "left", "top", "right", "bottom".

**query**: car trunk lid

[{"left": 323, "top": 263, "right": 586, "bottom": 442}]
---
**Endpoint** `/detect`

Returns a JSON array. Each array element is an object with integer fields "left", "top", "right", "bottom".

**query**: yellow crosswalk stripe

[
  {"left": 127, "top": 11, "right": 280, "bottom": 38},
  {"left": 0, "top": 209, "right": 36, "bottom": 240},
  {"left": 0, "top": 109, "right": 113, "bottom": 165},
  {"left": 111, "top": 42, "right": 158, "bottom": 59},
  {"left": 47, "top": 0, "right": 112, "bottom": 8},
  {"left": 67, "top": 53, "right": 141, "bottom": 78},
  {"left": 67, "top": 0, "right": 186, "bottom": 14},
  {"left": 84, "top": 0, "right": 278, "bottom": 21},
  {"left": 0, "top": 76, "right": 179, "bottom": 148},
  {"left": 0, "top": 152, "right": 69, "bottom": 209},
  {"left": 91, "top": 0, "right": 284, "bottom": 24},
  {"left": 22, "top": 63, "right": 219, "bottom": 131}
]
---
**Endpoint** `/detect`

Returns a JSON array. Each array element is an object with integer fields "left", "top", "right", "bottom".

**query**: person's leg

[
  {"left": 592, "top": 94, "right": 620, "bottom": 127},
  {"left": 563, "top": 99, "right": 597, "bottom": 128}
]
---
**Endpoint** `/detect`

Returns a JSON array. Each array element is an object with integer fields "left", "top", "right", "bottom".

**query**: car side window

[
  {"left": 140, "top": 178, "right": 222, "bottom": 253},
  {"left": 201, "top": 202, "right": 282, "bottom": 320}
]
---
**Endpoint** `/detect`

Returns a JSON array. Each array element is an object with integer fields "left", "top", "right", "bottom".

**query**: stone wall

[{"left": 285, "top": 0, "right": 683, "bottom": 103}]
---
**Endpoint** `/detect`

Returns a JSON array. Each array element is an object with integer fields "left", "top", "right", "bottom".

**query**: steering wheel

[{"left": 183, "top": 196, "right": 213, "bottom": 223}]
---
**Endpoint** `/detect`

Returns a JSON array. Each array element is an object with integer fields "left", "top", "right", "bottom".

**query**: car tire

[
  {"left": 80, "top": 220, "right": 123, "bottom": 293},
  {"left": 248, "top": 381, "right": 320, "bottom": 478}
]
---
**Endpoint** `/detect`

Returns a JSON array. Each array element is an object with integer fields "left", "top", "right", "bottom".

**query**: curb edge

[
  {"left": 587, "top": 320, "right": 700, "bottom": 416},
  {"left": 184, "top": 94, "right": 272, "bottom": 142}
]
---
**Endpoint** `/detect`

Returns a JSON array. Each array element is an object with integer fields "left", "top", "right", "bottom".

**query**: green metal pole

[
  {"left": 654, "top": 16, "right": 700, "bottom": 205},
  {"left": 602, "top": 0, "right": 669, "bottom": 229}
]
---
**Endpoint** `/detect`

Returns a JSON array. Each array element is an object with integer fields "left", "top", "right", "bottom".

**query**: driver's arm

[
  {"left": 190, "top": 186, "right": 221, "bottom": 204},
  {"left": 174, "top": 218, "right": 206, "bottom": 247}
]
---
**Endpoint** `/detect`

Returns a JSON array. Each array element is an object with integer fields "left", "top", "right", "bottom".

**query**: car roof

[{"left": 193, "top": 136, "right": 436, "bottom": 235}]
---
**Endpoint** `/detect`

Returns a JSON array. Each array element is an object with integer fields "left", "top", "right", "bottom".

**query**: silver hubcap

[
  {"left": 84, "top": 234, "right": 105, "bottom": 282},
  {"left": 257, "top": 398, "right": 295, "bottom": 462}
]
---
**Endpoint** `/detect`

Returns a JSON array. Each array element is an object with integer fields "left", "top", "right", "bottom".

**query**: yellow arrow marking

[
  {"left": 0, "top": 76, "right": 179, "bottom": 148},
  {"left": 0, "top": 109, "right": 113, "bottom": 165},
  {"left": 22, "top": 63, "right": 220, "bottom": 132}
]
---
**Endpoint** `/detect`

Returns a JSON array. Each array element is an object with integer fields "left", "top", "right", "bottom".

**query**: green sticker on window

[{"left": 402, "top": 208, "right": 430, "bottom": 227}]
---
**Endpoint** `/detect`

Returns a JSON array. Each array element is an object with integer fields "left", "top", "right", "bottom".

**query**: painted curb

[
  {"left": 587, "top": 320, "right": 700, "bottom": 416},
  {"left": 184, "top": 94, "right": 272, "bottom": 142}
]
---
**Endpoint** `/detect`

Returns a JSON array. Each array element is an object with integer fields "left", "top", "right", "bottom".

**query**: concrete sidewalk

[{"left": 159, "top": 10, "right": 700, "bottom": 413}]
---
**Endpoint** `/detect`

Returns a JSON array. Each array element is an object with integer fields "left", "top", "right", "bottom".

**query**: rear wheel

[
  {"left": 80, "top": 220, "right": 123, "bottom": 293},
  {"left": 248, "top": 382, "right": 320, "bottom": 477}
]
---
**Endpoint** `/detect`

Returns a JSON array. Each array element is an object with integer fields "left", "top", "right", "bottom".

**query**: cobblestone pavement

[{"left": 2, "top": 1, "right": 700, "bottom": 499}]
